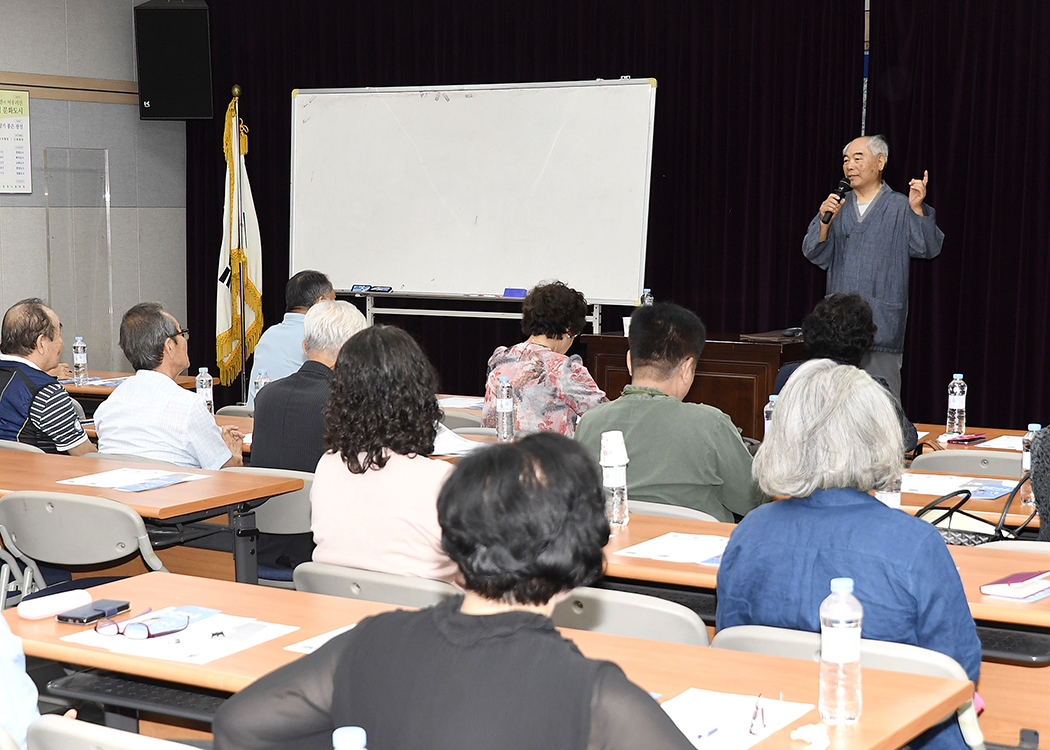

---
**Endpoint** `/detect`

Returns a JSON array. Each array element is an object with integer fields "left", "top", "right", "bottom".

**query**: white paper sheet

[
  {"left": 613, "top": 532, "right": 728, "bottom": 566},
  {"left": 661, "top": 688, "right": 813, "bottom": 750},
  {"left": 56, "top": 468, "right": 209, "bottom": 491},
  {"left": 902, "top": 473, "right": 1015, "bottom": 498},
  {"left": 438, "top": 396, "right": 484, "bottom": 409},
  {"left": 284, "top": 624, "right": 357, "bottom": 654},
  {"left": 432, "top": 423, "right": 488, "bottom": 456},
  {"left": 979, "top": 435, "right": 1023, "bottom": 451}
]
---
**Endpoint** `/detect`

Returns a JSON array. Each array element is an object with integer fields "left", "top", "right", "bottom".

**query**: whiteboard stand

[{"left": 361, "top": 294, "right": 602, "bottom": 334}]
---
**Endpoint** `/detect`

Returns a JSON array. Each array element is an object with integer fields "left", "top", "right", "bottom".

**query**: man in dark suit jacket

[{"left": 252, "top": 299, "right": 367, "bottom": 568}]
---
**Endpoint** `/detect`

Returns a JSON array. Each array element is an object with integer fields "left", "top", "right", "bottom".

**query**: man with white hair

[
  {"left": 251, "top": 300, "right": 367, "bottom": 569},
  {"left": 802, "top": 134, "right": 943, "bottom": 397}
]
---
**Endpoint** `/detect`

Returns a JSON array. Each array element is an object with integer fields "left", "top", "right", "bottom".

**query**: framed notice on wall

[{"left": 0, "top": 90, "right": 30, "bottom": 193}]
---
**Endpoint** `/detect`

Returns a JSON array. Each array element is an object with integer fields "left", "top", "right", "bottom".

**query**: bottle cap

[
  {"left": 953, "top": 373, "right": 963, "bottom": 380},
  {"left": 769, "top": 394, "right": 777, "bottom": 402},
  {"left": 75, "top": 336, "right": 83, "bottom": 341},
  {"left": 599, "top": 430, "right": 629, "bottom": 466},
  {"left": 499, "top": 375, "right": 509, "bottom": 382},
  {"left": 1029, "top": 424, "right": 1042, "bottom": 432},
  {"left": 830, "top": 577, "right": 854, "bottom": 594},
  {"left": 332, "top": 726, "right": 367, "bottom": 749},
  {"left": 199, "top": 367, "right": 207, "bottom": 373}
]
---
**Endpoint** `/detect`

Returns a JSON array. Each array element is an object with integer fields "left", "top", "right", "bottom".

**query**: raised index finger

[{"left": 922, "top": 170, "right": 929, "bottom": 186}]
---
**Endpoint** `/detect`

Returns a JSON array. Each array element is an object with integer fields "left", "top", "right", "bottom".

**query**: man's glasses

[
  {"left": 170, "top": 328, "right": 190, "bottom": 342},
  {"left": 95, "top": 609, "right": 190, "bottom": 640},
  {"left": 749, "top": 693, "right": 766, "bottom": 735}
]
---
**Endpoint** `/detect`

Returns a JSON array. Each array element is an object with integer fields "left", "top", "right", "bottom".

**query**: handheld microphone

[{"left": 822, "top": 178, "right": 853, "bottom": 224}]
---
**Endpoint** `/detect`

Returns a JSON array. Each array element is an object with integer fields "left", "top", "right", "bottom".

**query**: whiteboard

[{"left": 289, "top": 79, "right": 656, "bottom": 304}]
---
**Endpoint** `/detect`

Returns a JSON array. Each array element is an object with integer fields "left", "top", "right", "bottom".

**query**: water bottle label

[
  {"left": 948, "top": 395, "right": 965, "bottom": 409},
  {"left": 602, "top": 465, "right": 627, "bottom": 487},
  {"left": 73, "top": 353, "right": 87, "bottom": 365},
  {"left": 495, "top": 398, "right": 513, "bottom": 412},
  {"left": 821, "top": 626, "right": 861, "bottom": 663},
  {"left": 1023, "top": 453, "right": 1031, "bottom": 472}
]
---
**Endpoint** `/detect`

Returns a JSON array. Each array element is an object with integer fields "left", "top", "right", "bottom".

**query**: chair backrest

[
  {"left": 551, "top": 587, "right": 710, "bottom": 646},
  {"left": 629, "top": 500, "right": 720, "bottom": 523},
  {"left": 711, "top": 625, "right": 984, "bottom": 750},
  {"left": 440, "top": 411, "right": 483, "bottom": 430},
  {"left": 911, "top": 449, "right": 1022, "bottom": 477},
  {"left": 70, "top": 398, "right": 86, "bottom": 421},
  {"left": 0, "top": 491, "right": 166, "bottom": 601},
  {"left": 222, "top": 466, "right": 313, "bottom": 534},
  {"left": 27, "top": 714, "right": 195, "bottom": 749},
  {"left": 0, "top": 439, "right": 44, "bottom": 454},
  {"left": 293, "top": 561, "right": 458, "bottom": 609},
  {"left": 216, "top": 404, "right": 254, "bottom": 417}
]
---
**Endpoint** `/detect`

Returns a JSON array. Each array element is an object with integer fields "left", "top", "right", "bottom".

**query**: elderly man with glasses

[{"left": 95, "top": 302, "right": 243, "bottom": 468}]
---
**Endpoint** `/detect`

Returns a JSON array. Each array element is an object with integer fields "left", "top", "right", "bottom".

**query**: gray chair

[
  {"left": 70, "top": 398, "right": 87, "bottom": 421},
  {"left": 711, "top": 625, "right": 984, "bottom": 750},
  {"left": 216, "top": 404, "right": 254, "bottom": 417},
  {"left": 551, "top": 586, "right": 710, "bottom": 646},
  {"left": 293, "top": 561, "right": 458, "bottom": 609},
  {"left": 27, "top": 714, "right": 196, "bottom": 749},
  {"left": 0, "top": 491, "right": 167, "bottom": 609},
  {"left": 911, "top": 449, "right": 1022, "bottom": 477},
  {"left": 223, "top": 466, "right": 313, "bottom": 588},
  {"left": 629, "top": 500, "right": 720, "bottom": 523},
  {"left": 0, "top": 439, "right": 44, "bottom": 454},
  {"left": 440, "top": 411, "right": 483, "bottom": 430}
]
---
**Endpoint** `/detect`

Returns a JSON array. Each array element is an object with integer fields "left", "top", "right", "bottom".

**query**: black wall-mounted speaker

[{"left": 133, "top": 0, "right": 213, "bottom": 120}]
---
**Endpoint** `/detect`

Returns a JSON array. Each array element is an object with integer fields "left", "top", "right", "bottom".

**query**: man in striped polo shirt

[{"left": 0, "top": 298, "right": 96, "bottom": 455}]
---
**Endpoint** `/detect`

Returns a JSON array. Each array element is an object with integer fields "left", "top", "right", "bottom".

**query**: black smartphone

[{"left": 56, "top": 599, "right": 130, "bottom": 625}]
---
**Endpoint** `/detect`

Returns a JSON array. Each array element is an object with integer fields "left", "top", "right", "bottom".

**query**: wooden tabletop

[
  {"left": 62, "top": 371, "right": 196, "bottom": 397},
  {"left": 0, "top": 450, "right": 301, "bottom": 520},
  {"left": 3, "top": 573, "right": 972, "bottom": 750},
  {"left": 899, "top": 469, "right": 1037, "bottom": 528},
  {"left": 915, "top": 424, "right": 1026, "bottom": 453}
]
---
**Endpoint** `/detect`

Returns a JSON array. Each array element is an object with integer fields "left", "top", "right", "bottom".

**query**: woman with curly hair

[
  {"left": 310, "top": 324, "right": 458, "bottom": 583},
  {"left": 481, "top": 280, "right": 605, "bottom": 436}
]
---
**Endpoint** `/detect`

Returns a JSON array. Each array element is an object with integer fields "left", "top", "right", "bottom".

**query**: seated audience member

[
  {"left": 247, "top": 269, "right": 335, "bottom": 406},
  {"left": 1, "top": 616, "right": 40, "bottom": 750},
  {"left": 575, "top": 302, "right": 764, "bottom": 521},
  {"left": 482, "top": 280, "right": 604, "bottom": 436},
  {"left": 213, "top": 433, "right": 694, "bottom": 750},
  {"left": 252, "top": 299, "right": 367, "bottom": 570},
  {"left": 1032, "top": 427, "right": 1050, "bottom": 541},
  {"left": 716, "top": 359, "right": 980, "bottom": 750},
  {"left": 774, "top": 292, "right": 917, "bottom": 450},
  {"left": 0, "top": 298, "right": 96, "bottom": 455},
  {"left": 95, "top": 303, "right": 243, "bottom": 468},
  {"left": 310, "top": 325, "right": 457, "bottom": 583}
]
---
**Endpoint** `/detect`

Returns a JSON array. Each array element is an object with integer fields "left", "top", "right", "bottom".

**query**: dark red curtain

[
  {"left": 868, "top": 0, "right": 1050, "bottom": 428},
  {"left": 186, "top": 1, "right": 863, "bottom": 404}
]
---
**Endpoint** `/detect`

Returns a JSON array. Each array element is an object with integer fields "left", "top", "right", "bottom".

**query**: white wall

[{"left": 0, "top": 0, "right": 187, "bottom": 370}]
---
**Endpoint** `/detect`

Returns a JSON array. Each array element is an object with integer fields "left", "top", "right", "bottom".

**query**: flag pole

[{"left": 232, "top": 84, "right": 248, "bottom": 405}]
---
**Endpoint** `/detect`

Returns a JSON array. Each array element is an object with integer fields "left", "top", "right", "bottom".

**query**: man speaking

[{"left": 802, "top": 135, "right": 943, "bottom": 397}]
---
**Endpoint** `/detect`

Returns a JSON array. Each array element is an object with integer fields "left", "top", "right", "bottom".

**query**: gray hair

[
  {"left": 843, "top": 134, "right": 889, "bottom": 163},
  {"left": 752, "top": 359, "right": 902, "bottom": 497},
  {"left": 303, "top": 300, "right": 367, "bottom": 355}
]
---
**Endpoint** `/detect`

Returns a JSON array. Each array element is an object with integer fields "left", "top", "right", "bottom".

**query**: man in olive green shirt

[{"left": 574, "top": 303, "right": 765, "bottom": 522}]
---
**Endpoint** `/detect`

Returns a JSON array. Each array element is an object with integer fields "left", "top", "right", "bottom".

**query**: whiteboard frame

[{"left": 289, "top": 78, "right": 657, "bottom": 305}]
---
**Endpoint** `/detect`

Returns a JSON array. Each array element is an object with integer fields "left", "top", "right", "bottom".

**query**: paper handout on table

[
  {"left": 285, "top": 623, "right": 357, "bottom": 654},
  {"left": 980, "top": 571, "right": 1050, "bottom": 601},
  {"left": 979, "top": 435, "right": 1024, "bottom": 451},
  {"left": 902, "top": 473, "right": 1014, "bottom": 498},
  {"left": 432, "top": 423, "right": 487, "bottom": 456},
  {"left": 438, "top": 396, "right": 484, "bottom": 409},
  {"left": 613, "top": 532, "right": 729, "bottom": 566},
  {"left": 62, "top": 605, "right": 299, "bottom": 664},
  {"left": 56, "top": 468, "right": 209, "bottom": 492},
  {"left": 661, "top": 688, "right": 813, "bottom": 750}
]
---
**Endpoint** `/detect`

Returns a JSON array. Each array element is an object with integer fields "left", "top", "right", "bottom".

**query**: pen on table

[{"left": 698, "top": 728, "right": 718, "bottom": 739}]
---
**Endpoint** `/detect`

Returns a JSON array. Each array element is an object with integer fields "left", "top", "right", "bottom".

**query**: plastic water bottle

[
  {"left": 72, "top": 336, "right": 88, "bottom": 385},
  {"left": 641, "top": 288, "right": 654, "bottom": 306},
  {"left": 495, "top": 376, "right": 515, "bottom": 442},
  {"left": 254, "top": 369, "right": 272, "bottom": 396},
  {"left": 599, "top": 430, "right": 630, "bottom": 527},
  {"left": 945, "top": 373, "right": 967, "bottom": 437},
  {"left": 1021, "top": 423, "right": 1041, "bottom": 506},
  {"left": 819, "top": 577, "right": 863, "bottom": 724},
  {"left": 763, "top": 394, "right": 777, "bottom": 439},
  {"left": 332, "top": 726, "right": 367, "bottom": 750},
  {"left": 195, "top": 367, "right": 214, "bottom": 415}
]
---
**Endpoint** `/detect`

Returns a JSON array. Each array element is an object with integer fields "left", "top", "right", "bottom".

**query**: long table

[
  {"left": 915, "top": 423, "right": 1026, "bottom": 454},
  {"left": 0, "top": 450, "right": 302, "bottom": 584},
  {"left": 603, "top": 512, "right": 1050, "bottom": 747},
  {"left": 3, "top": 572, "right": 972, "bottom": 750}
]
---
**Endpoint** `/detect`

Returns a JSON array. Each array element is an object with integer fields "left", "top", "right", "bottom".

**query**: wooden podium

[{"left": 580, "top": 332, "right": 806, "bottom": 440}]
